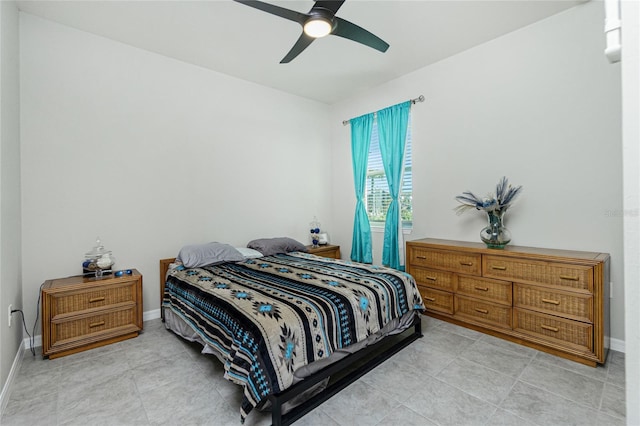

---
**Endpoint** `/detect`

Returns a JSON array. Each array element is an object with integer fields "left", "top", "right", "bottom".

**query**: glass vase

[
  {"left": 480, "top": 210, "right": 511, "bottom": 249},
  {"left": 309, "top": 216, "right": 321, "bottom": 248}
]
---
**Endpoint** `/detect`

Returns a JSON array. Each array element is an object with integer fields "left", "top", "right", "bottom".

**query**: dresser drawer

[
  {"left": 409, "top": 247, "right": 481, "bottom": 275},
  {"left": 514, "top": 284, "right": 593, "bottom": 323},
  {"left": 483, "top": 256, "right": 593, "bottom": 292},
  {"left": 418, "top": 287, "right": 454, "bottom": 315},
  {"left": 52, "top": 306, "right": 139, "bottom": 343},
  {"left": 454, "top": 295, "right": 512, "bottom": 329},
  {"left": 411, "top": 267, "right": 454, "bottom": 291},
  {"left": 51, "top": 281, "right": 138, "bottom": 316},
  {"left": 513, "top": 308, "right": 593, "bottom": 353},
  {"left": 456, "top": 276, "right": 512, "bottom": 305}
]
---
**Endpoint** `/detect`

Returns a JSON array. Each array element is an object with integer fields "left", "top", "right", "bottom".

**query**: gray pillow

[
  {"left": 246, "top": 237, "right": 308, "bottom": 256},
  {"left": 176, "top": 242, "right": 245, "bottom": 268}
]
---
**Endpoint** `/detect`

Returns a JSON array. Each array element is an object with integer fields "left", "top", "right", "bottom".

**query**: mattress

[{"left": 162, "top": 252, "right": 424, "bottom": 421}]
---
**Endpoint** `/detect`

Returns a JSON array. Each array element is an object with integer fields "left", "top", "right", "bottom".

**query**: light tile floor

[{"left": 1, "top": 316, "right": 626, "bottom": 426}]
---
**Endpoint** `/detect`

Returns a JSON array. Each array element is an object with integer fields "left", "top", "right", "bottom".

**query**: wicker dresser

[
  {"left": 406, "top": 238, "right": 610, "bottom": 366},
  {"left": 41, "top": 270, "right": 143, "bottom": 359}
]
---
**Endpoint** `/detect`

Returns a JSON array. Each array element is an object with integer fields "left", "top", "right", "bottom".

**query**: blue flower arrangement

[{"left": 455, "top": 176, "right": 523, "bottom": 215}]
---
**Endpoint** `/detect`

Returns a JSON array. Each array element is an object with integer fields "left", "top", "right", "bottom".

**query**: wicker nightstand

[
  {"left": 306, "top": 244, "right": 341, "bottom": 259},
  {"left": 41, "top": 270, "right": 143, "bottom": 359}
]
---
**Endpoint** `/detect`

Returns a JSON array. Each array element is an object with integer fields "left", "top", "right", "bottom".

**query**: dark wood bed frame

[{"left": 159, "top": 258, "right": 423, "bottom": 426}]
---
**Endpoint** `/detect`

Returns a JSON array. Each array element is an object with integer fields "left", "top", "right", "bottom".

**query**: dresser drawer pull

[
  {"left": 541, "top": 298, "right": 560, "bottom": 305},
  {"left": 426, "top": 276, "right": 437, "bottom": 281},
  {"left": 491, "top": 265, "right": 507, "bottom": 270},
  {"left": 475, "top": 308, "right": 489, "bottom": 314},
  {"left": 416, "top": 255, "right": 427, "bottom": 260},
  {"left": 424, "top": 297, "right": 436, "bottom": 302},
  {"left": 559, "top": 275, "right": 579, "bottom": 281},
  {"left": 459, "top": 261, "right": 473, "bottom": 266},
  {"left": 541, "top": 324, "right": 559, "bottom": 332},
  {"left": 89, "top": 321, "right": 105, "bottom": 328},
  {"left": 474, "top": 286, "right": 489, "bottom": 291},
  {"left": 89, "top": 297, "right": 106, "bottom": 303}
]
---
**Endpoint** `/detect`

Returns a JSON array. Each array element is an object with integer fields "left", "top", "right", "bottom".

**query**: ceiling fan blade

[
  {"left": 333, "top": 16, "right": 389, "bottom": 53},
  {"left": 312, "top": 1, "right": 345, "bottom": 15},
  {"left": 280, "top": 33, "right": 315, "bottom": 63},
  {"left": 234, "top": 0, "right": 308, "bottom": 25}
]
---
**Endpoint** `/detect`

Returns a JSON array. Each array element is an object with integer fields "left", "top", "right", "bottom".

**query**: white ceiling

[{"left": 17, "top": 0, "right": 584, "bottom": 104}]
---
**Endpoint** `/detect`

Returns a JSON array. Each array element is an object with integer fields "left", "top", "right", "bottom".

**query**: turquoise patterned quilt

[{"left": 163, "top": 252, "right": 424, "bottom": 422}]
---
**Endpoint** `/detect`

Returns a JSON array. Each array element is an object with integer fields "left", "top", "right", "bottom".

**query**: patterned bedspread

[{"left": 163, "top": 252, "right": 424, "bottom": 422}]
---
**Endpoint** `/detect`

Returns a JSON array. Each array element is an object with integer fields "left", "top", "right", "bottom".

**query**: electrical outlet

[{"left": 8, "top": 304, "right": 12, "bottom": 327}]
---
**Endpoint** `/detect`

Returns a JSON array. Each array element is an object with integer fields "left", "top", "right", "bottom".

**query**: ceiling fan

[{"left": 233, "top": 0, "right": 390, "bottom": 63}]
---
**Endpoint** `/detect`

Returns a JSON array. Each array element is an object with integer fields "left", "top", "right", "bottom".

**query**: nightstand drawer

[
  {"left": 409, "top": 248, "right": 481, "bottom": 275},
  {"left": 411, "top": 267, "right": 454, "bottom": 291},
  {"left": 484, "top": 256, "right": 592, "bottom": 292},
  {"left": 454, "top": 296, "right": 512, "bottom": 329},
  {"left": 307, "top": 245, "right": 341, "bottom": 259},
  {"left": 514, "top": 284, "right": 593, "bottom": 323},
  {"left": 456, "top": 276, "right": 512, "bottom": 305},
  {"left": 51, "top": 280, "right": 138, "bottom": 316},
  {"left": 418, "top": 287, "right": 454, "bottom": 315},
  {"left": 52, "top": 306, "right": 138, "bottom": 342},
  {"left": 513, "top": 308, "right": 593, "bottom": 353}
]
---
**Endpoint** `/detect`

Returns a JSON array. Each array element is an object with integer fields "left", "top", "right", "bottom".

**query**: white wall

[
  {"left": 622, "top": 0, "right": 640, "bottom": 421},
  {"left": 330, "top": 2, "right": 625, "bottom": 342},
  {"left": 0, "top": 0, "right": 23, "bottom": 411},
  {"left": 19, "top": 13, "right": 332, "bottom": 329}
]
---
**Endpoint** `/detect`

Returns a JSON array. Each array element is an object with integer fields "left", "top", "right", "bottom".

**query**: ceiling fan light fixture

[{"left": 303, "top": 17, "right": 332, "bottom": 38}]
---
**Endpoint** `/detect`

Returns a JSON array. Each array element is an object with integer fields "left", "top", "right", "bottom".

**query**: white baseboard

[
  {"left": 22, "top": 334, "right": 42, "bottom": 351},
  {"left": 143, "top": 309, "right": 161, "bottom": 322},
  {"left": 610, "top": 337, "right": 625, "bottom": 353},
  {"left": 0, "top": 339, "right": 25, "bottom": 416}
]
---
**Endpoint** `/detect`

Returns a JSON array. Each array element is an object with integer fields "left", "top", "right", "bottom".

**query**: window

[{"left": 365, "top": 114, "right": 412, "bottom": 228}]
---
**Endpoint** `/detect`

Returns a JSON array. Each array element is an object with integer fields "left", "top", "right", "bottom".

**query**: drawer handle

[
  {"left": 89, "top": 321, "right": 105, "bottom": 328},
  {"left": 559, "top": 275, "right": 579, "bottom": 281},
  {"left": 426, "top": 276, "right": 437, "bottom": 281},
  {"left": 474, "top": 286, "right": 489, "bottom": 291},
  {"left": 416, "top": 256, "right": 427, "bottom": 260},
  {"left": 424, "top": 297, "right": 436, "bottom": 302},
  {"left": 491, "top": 265, "right": 507, "bottom": 271},
  {"left": 89, "top": 296, "right": 106, "bottom": 303},
  {"left": 541, "top": 324, "right": 559, "bottom": 332},
  {"left": 542, "top": 298, "right": 560, "bottom": 305},
  {"left": 459, "top": 261, "right": 473, "bottom": 266},
  {"left": 475, "top": 308, "right": 489, "bottom": 314}
]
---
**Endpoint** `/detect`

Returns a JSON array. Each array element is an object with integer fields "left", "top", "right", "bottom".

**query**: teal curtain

[
  {"left": 377, "top": 101, "right": 410, "bottom": 269},
  {"left": 350, "top": 113, "right": 374, "bottom": 264}
]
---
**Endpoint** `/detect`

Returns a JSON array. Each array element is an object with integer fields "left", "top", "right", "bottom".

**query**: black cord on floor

[
  {"left": 11, "top": 309, "right": 35, "bottom": 356},
  {"left": 10, "top": 283, "right": 43, "bottom": 357},
  {"left": 31, "top": 283, "right": 44, "bottom": 356}
]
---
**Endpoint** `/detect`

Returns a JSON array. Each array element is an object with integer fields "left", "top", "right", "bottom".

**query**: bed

[{"left": 160, "top": 241, "right": 425, "bottom": 425}]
